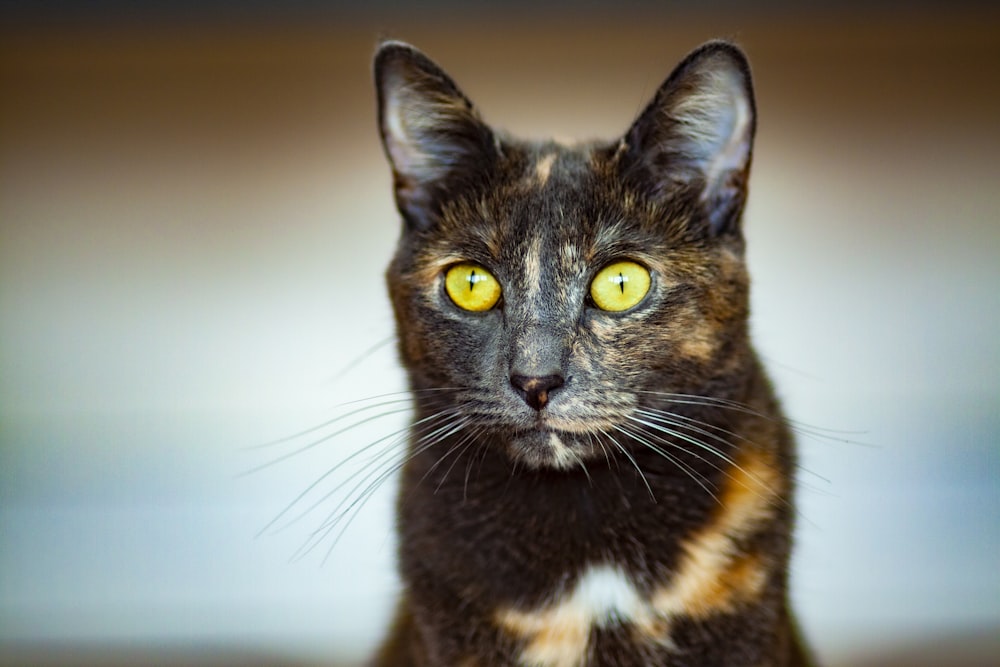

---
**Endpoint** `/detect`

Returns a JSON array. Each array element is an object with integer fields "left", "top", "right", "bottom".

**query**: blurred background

[{"left": 1, "top": 3, "right": 998, "bottom": 666}]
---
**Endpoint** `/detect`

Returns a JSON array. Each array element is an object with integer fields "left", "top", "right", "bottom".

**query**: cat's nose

[{"left": 510, "top": 374, "right": 564, "bottom": 411}]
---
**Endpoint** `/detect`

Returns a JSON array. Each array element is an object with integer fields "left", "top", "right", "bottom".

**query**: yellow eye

[
  {"left": 590, "top": 261, "right": 651, "bottom": 312},
  {"left": 444, "top": 263, "right": 502, "bottom": 312}
]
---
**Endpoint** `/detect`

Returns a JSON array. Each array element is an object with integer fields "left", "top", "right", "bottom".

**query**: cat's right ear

[{"left": 375, "top": 41, "right": 497, "bottom": 231}]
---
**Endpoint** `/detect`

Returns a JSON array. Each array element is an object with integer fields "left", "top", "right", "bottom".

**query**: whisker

[
  {"left": 614, "top": 423, "right": 718, "bottom": 504},
  {"left": 328, "top": 335, "right": 396, "bottom": 382},
  {"left": 314, "top": 411, "right": 479, "bottom": 560},
  {"left": 295, "top": 418, "right": 457, "bottom": 562},
  {"left": 404, "top": 414, "right": 475, "bottom": 490},
  {"left": 629, "top": 412, "right": 741, "bottom": 470},
  {"left": 243, "top": 393, "right": 413, "bottom": 451},
  {"left": 636, "top": 406, "right": 832, "bottom": 487},
  {"left": 257, "top": 418, "right": 440, "bottom": 536},
  {"left": 637, "top": 406, "right": 743, "bottom": 443},
  {"left": 258, "top": 409, "right": 454, "bottom": 537},
  {"left": 601, "top": 427, "right": 655, "bottom": 502},
  {"left": 244, "top": 386, "right": 460, "bottom": 455},
  {"left": 462, "top": 427, "right": 490, "bottom": 503},
  {"left": 433, "top": 425, "right": 484, "bottom": 494},
  {"left": 298, "top": 406, "right": 476, "bottom": 548},
  {"left": 239, "top": 405, "right": 413, "bottom": 477},
  {"left": 636, "top": 390, "right": 867, "bottom": 445},
  {"left": 567, "top": 446, "right": 593, "bottom": 486},
  {"left": 625, "top": 414, "right": 792, "bottom": 513}
]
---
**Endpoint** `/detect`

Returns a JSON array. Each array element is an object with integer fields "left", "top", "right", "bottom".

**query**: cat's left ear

[
  {"left": 375, "top": 41, "right": 497, "bottom": 231},
  {"left": 618, "top": 41, "right": 756, "bottom": 236}
]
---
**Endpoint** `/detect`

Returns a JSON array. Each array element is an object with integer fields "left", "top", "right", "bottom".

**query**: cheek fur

[{"left": 657, "top": 249, "right": 749, "bottom": 369}]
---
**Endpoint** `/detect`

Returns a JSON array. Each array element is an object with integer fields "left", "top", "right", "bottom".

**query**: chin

[{"left": 506, "top": 428, "right": 597, "bottom": 470}]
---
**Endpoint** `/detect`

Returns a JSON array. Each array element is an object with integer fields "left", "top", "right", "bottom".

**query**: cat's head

[{"left": 375, "top": 40, "right": 757, "bottom": 469}]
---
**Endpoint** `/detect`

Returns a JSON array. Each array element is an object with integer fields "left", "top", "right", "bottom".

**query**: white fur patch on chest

[
  {"left": 567, "top": 564, "right": 645, "bottom": 626},
  {"left": 496, "top": 565, "right": 655, "bottom": 667}
]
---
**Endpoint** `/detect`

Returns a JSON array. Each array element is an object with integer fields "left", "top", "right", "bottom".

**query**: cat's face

[{"left": 377, "top": 41, "right": 756, "bottom": 468}]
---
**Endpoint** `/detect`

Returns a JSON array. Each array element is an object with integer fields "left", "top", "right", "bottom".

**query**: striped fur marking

[{"left": 536, "top": 153, "right": 557, "bottom": 186}]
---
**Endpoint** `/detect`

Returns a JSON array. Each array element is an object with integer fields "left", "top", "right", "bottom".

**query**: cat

[{"left": 370, "top": 38, "right": 814, "bottom": 667}]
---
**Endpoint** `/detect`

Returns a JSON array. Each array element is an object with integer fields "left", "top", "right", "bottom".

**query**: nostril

[{"left": 510, "top": 374, "right": 565, "bottom": 411}]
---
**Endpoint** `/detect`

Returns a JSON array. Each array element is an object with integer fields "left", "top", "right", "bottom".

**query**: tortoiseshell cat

[{"left": 371, "top": 39, "right": 813, "bottom": 667}]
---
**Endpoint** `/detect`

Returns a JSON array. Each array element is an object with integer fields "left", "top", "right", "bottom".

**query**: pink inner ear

[
  {"left": 698, "top": 76, "right": 754, "bottom": 206},
  {"left": 661, "top": 61, "right": 753, "bottom": 195},
  {"left": 381, "top": 75, "right": 429, "bottom": 180},
  {"left": 380, "top": 69, "right": 482, "bottom": 190}
]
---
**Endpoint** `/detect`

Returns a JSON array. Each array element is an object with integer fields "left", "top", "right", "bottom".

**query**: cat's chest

[
  {"left": 400, "top": 444, "right": 781, "bottom": 666},
  {"left": 401, "top": 449, "right": 709, "bottom": 587}
]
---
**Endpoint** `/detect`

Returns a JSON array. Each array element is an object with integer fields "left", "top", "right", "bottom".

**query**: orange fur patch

[
  {"left": 676, "top": 319, "right": 718, "bottom": 362},
  {"left": 497, "top": 604, "right": 591, "bottom": 667},
  {"left": 645, "top": 447, "right": 780, "bottom": 636}
]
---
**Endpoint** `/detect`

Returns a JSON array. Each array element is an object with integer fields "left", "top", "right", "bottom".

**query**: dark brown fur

[{"left": 372, "top": 39, "right": 814, "bottom": 667}]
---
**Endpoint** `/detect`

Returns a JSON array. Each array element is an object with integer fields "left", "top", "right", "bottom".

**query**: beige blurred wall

[{"left": 2, "top": 8, "right": 998, "bottom": 666}]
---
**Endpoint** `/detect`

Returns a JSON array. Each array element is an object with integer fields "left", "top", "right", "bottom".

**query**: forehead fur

[{"left": 416, "top": 139, "right": 698, "bottom": 271}]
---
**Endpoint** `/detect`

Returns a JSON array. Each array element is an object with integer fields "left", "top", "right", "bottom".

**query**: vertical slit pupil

[
  {"left": 469, "top": 269, "right": 477, "bottom": 292},
  {"left": 618, "top": 272, "right": 627, "bottom": 294}
]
